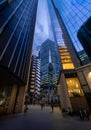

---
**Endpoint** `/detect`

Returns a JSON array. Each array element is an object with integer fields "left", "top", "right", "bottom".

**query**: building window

[
  {"left": 66, "top": 78, "right": 84, "bottom": 97},
  {"left": 59, "top": 46, "right": 75, "bottom": 69},
  {"left": 63, "top": 63, "right": 74, "bottom": 69}
]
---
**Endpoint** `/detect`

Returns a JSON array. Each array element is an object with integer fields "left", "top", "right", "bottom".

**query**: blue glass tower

[
  {"left": 48, "top": 0, "right": 90, "bottom": 111},
  {"left": 52, "top": 0, "right": 91, "bottom": 65},
  {"left": 77, "top": 17, "right": 91, "bottom": 59},
  {"left": 48, "top": 0, "right": 80, "bottom": 68},
  {"left": 40, "top": 39, "right": 61, "bottom": 89},
  {"left": 0, "top": 0, "right": 38, "bottom": 85},
  {"left": 0, "top": 0, "right": 38, "bottom": 114}
]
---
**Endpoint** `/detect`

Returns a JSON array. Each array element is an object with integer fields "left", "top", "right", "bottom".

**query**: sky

[{"left": 33, "top": 0, "right": 54, "bottom": 51}]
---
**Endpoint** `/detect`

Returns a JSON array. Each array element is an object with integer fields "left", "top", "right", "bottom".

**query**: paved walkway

[{"left": 0, "top": 105, "right": 91, "bottom": 130}]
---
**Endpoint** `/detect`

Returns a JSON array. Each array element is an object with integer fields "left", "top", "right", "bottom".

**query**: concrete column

[
  {"left": 15, "top": 86, "right": 26, "bottom": 113},
  {"left": 83, "top": 69, "right": 91, "bottom": 90},
  {"left": 59, "top": 73, "right": 71, "bottom": 110},
  {"left": 7, "top": 84, "right": 18, "bottom": 114}
]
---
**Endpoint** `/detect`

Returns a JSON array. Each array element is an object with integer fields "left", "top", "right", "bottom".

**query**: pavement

[{"left": 0, "top": 105, "right": 91, "bottom": 130}]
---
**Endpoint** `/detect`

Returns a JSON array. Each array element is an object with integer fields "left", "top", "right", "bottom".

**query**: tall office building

[
  {"left": 28, "top": 53, "right": 40, "bottom": 103},
  {"left": 47, "top": 0, "right": 90, "bottom": 111},
  {"left": 40, "top": 39, "right": 61, "bottom": 98},
  {"left": 0, "top": 0, "right": 38, "bottom": 114},
  {"left": 48, "top": 0, "right": 80, "bottom": 68},
  {"left": 77, "top": 17, "right": 91, "bottom": 60},
  {"left": 52, "top": 0, "right": 91, "bottom": 65}
]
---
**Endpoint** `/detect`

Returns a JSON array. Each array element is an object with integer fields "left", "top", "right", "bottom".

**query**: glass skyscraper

[
  {"left": 0, "top": 0, "right": 38, "bottom": 114},
  {"left": 52, "top": 0, "right": 91, "bottom": 65},
  {"left": 48, "top": 0, "right": 80, "bottom": 69},
  {"left": 40, "top": 39, "right": 61, "bottom": 101},
  {"left": 77, "top": 17, "right": 91, "bottom": 59},
  {"left": 40, "top": 39, "right": 60, "bottom": 88},
  {"left": 0, "top": 0, "right": 38, "bottom": 84},
  {"left": 48, "top": 0, "right": 90, "bottom": 111}
]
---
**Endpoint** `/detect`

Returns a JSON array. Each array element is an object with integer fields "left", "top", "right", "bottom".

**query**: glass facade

[
  {"left": 40, "top": 39, "right": 61, "bottom": 88},
  {"left": 47, "top": 0, "right": 63, "bottom": 46},
  {"left": 52, "top": 0, "right": 91, "bottom": 65},
  {"left": 48, "top": 0, "right": 79, "bottom": 70},
  {"left": 77, "top": 17, "right": 91, "bottom": 59},
  {"left": 0, "top": 0, "right": 38, "bottom": 84}
]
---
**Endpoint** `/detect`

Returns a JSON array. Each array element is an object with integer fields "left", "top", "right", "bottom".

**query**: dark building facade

[
  {"left": 77, "top": 17, "right": 91, "bottom": 60},
  {"left": 0, "top": 0, "right": 38, "bottom": 114}
]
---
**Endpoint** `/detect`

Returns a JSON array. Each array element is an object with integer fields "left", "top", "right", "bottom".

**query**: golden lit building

[{"left": 58, "top": 45, "right": 89, "bottom": 112}]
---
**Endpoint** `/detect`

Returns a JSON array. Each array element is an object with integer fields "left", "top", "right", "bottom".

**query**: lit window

[
  {"left": 66, "top": 78, "right": 84, "bottom": 97},
  {"left": 62, "top": 63, "right": 74, "bottom": 69}
]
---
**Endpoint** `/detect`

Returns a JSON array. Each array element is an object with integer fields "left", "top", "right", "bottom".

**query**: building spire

[{"left": 49, "top": 49, "right": 52, "bottom": 63}]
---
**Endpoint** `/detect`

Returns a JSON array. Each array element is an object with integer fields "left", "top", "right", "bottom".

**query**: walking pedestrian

[
  {"left": 40, "top": 98, "right": 45, "bottom": 110},
  {"left": 24, "top": 105, "right": 28, "bottom": 113},
  {"left": 41, "top": 101, "right": 44, "bottom": 110},
  {"left": 79, "top": 108, "right": 84, "bottom": 120},
  {"left": 50, "top": 98, "right": 54, "bottom": 112},
  {"left": 84, "top": 109, "right": 90, "bottom": 121}
]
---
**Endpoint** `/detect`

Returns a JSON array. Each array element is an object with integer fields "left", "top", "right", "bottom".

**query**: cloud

[{"left": 33, "top": 0, "right": 54, "bottom": 50}]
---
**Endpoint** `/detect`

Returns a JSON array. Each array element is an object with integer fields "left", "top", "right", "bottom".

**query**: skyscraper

[
  {"left": 40, "top": 39, "right": 61, "bottom": 98},
  {"left": 0, "top": 0, "right": 38, "bottom": 114},
  {"left": 47, "top": 0, "right": 90, "bottom": 111},
  {"left": 77, "top": 17, "right": 91, "bottom": 59},
  {"left": 28, "top": 53, "right": 40, "bottom": 103},
  {"left": 52, "top": 0, "right": 91, "bottom": 65},
  {"left": 48, "top": 0, "right": 80, "bottom": 68}
]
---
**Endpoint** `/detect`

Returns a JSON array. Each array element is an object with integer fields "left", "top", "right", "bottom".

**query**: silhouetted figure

[
  {"left": 51, "top": 99, "right": 54, "bottom": 112},
  {"left": 40, "top": 98, "right": 45, "bottom": 110},
  {"left": 84, "top": 109, "right": 90, "bottom": 121},
  {"left": 41, "top": 102, "right": 44, "bottom": 110},
  {"left": 79, "top": 108, "right": 85, "bottom": 120},
  {"left": 24, "top": 105, "right": 28, "bottom": 113}
]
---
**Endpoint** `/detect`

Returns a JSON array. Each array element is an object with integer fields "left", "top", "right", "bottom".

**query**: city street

[{"left": 0, "top": 105, "right": 91, "bottom": 130}]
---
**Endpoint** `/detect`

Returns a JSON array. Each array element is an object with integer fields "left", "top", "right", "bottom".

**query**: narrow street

[{"left": 0, "top": 105, "right": 91, "bottom": 130}]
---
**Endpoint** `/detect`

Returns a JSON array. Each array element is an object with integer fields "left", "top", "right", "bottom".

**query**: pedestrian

[
  {"left": 79, "top": 108, "right": 84, "bottom": 120},
  {"left": 51, "top": 98, "right": 54, "bottom": 112},
  {"left": 40, "top": 98, "right": 45, "bottom": 110},
  {"left": 84, "top": 109, "right": 90, "bottom": 121},
  {"left": 41, "top": 101, "right": 44, "bottom": 110},
  {"left": 24, "top": 105, "right": 28, "bottom": 113}
]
